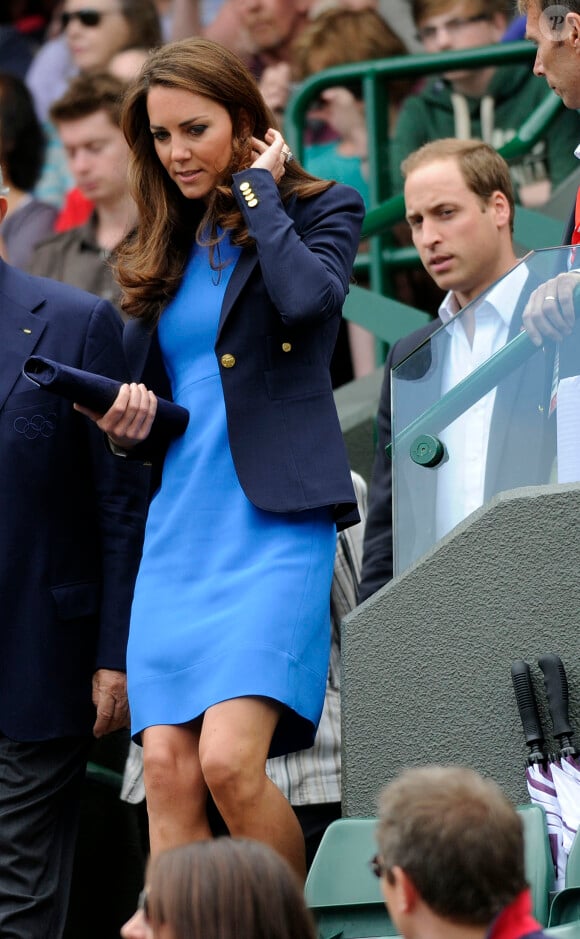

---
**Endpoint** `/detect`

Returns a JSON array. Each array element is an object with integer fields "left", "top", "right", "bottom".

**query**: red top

[
  {"left": 54, "top": 188, "right": 93, "bottom": 233},
  {"left": 487, "top": 889, "right": 545, "bottom": 939},
  {"left": 572, "top": 186, "right": 580, "bottom": 244}
]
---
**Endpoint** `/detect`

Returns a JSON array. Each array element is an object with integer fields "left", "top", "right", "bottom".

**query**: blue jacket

[
  {"left": 124, "top": 168, "right": 365, "bottom": 530},
  {"left": 0, "top": 259, "right": 148, "bottom": 740}
]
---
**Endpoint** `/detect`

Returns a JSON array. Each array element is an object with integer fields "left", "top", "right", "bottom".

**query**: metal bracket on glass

[
  {"left": 386, "top": 330, "right": 540, "bottom": 461},
  {"left": 410, "top": 434, "right": 445, "bottom": 467}
]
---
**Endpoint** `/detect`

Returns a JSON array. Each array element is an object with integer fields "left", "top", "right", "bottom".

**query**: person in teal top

[
  {"left": 293, "top": 6, "right": 413, "bottom": 209},
  {"left": 304, "top": 139, "right": 370, "bottom": 208},
  {"left": 292, "top": 7, "right": 414, "bottom": 377},
  {"left": 81, "top": 37, "right": 364, "bottom": 881}
]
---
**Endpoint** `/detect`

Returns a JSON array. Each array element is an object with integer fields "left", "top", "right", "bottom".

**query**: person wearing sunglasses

[
  {"left": 373, "top": 765, "right": 550, "bottom": 939},
  {"left": 121, "top": 838, "right": 318, "bottom": 939},
  {"left": 29, "top": 0, "right": 162, "bottom": 214},
  {"left": 60, "top": 0, "right": 161, "bottom": 75},
  {"left": 26, "top": 0, "right": 161, "bottom": 129},
  {"left": 389, "top": 0, "right": 580, "bottom": 208}
]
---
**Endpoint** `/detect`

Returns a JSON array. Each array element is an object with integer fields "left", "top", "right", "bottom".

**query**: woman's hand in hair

[{"left": 250, "top": 128, "right": 290, "bottom": 184}]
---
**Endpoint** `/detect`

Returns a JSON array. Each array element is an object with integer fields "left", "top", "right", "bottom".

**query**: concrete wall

[{"left": 341, "top": 483, "right": 580, "bottom": 815}]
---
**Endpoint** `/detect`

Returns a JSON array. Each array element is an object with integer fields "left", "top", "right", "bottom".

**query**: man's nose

[
  {"left": 533, "top": 50, "right": 545, "bottom": 77},
  {"left": 421, "top": 219, "right": 441, "bottom": 246},
  {"left": 69, "top": 151, "right": 91, "bottom": 175}
]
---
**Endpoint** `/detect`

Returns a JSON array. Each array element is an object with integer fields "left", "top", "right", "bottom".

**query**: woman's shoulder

[
  {"left": 294, "top": 174, "right": 365, "bottom": 203},
  {"left": 294, "top": 178, "right": 366, "bottom": 221}
]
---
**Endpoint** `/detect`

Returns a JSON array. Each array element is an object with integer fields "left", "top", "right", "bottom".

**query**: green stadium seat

[
  {"left": 518, "top": 804, "right": 555, "bottom": 925},
  {"left": 546, "top": 922, "right": 580, "bottom": 939},
  {"left": 566, "top": 830, "right": 580, "bottom": 889},
  {"left": 304, "top": 818, "right": 396, "bottom": 939}
]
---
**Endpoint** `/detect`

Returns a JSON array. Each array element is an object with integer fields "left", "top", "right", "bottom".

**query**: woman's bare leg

[
  {"left": 199, "top": 697, "right": 306, "bottom": 880},
  {"left": 142, "top": 722, "right": 211, "bottom": 856}
]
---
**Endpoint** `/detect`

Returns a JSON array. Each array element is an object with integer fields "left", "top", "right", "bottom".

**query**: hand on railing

[{"left": 522, "top": 270, "right": 580, "bottom": 346}]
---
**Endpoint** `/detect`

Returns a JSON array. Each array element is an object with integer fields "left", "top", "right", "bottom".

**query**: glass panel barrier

[{"left": 391, "top": 246, "right": 580, "bottom": 576}]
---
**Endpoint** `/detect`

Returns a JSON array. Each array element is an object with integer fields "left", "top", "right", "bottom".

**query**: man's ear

[
  {"left": 382, "top": 866, "right": 419, "bottom": 914},
  {"left": 566, "top": 11, "right": 580, "bottom": 49},
  {"left": 490, "top": 190, "right": 511, "bottom": 230}
]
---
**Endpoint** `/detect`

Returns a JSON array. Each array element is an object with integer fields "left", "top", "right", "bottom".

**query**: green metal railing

[{"left": 285, "top": 42, "right": 565, "bottom": 303}]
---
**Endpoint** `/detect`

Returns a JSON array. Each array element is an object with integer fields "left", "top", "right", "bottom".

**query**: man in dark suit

[
  {"left": 0, "top": 177, "right": 148, "bottom": 938},
  {"left": 359, "top": 138, "right": 554, "bottom": 599},
  {"left": 519, "top": 0, "right": 580, "bottom": 346}
]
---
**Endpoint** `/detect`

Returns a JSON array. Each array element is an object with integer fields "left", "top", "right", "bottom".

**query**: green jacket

[{"left": 389, "top": 64, "right": 580, "bottom": 199}]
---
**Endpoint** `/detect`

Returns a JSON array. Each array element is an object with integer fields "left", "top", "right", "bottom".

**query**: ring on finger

[{"left": 544, "top": 295, "right": 557, "bottom": 301}]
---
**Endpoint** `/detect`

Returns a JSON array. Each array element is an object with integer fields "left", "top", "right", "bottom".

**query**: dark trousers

[{"left": 0, "top": 733, "right": 90, "bottom": 939}]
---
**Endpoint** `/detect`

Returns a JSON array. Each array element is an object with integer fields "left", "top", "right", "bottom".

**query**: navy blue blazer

[
  {"left": 0, "top": 259, "right": 148, "bottom": 740},
  {"left": 123, "top": 168, "right": 365, "bottom": 530}
]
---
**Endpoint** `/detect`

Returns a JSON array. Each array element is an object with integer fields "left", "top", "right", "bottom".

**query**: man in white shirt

[{"left": 359, "top": 137, "right": 553, "bottom": 598}]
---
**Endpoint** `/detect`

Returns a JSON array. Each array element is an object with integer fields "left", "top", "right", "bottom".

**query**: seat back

[
  {"left": 546, "top": 827, "right": 580, "bottom": 928},
  {"left": 304, "top": 818, "right": 396, "bottom": 938},
  {"left": 549, "top": 888, "right": 580, "bottom": 927},
  {"left": 566, "top": 830, "right": 580, "bottom": 889},
  {"left": 546, "top": 922, "right": 580, "bottom": 939},
  {"left": 518, "top": 803, "right": 555, "bottom": 926}
]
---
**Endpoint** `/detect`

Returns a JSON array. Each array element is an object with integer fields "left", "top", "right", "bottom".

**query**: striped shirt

[{"left": 266, "top": 472, "right": 367, "bottom": 806}]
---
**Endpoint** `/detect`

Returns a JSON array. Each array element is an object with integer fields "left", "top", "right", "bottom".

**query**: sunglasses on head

[{"left": 61, "top": 8, "right": 117, "bottom": 28}]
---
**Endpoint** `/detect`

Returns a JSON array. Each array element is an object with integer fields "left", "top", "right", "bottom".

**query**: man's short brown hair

[
  {"left": 401, "top": 137, "right": 516, "bottom": 233},
  {"left": 376, "top": 766, "right": 527, "bottom": 925},
  {"left": 413, "top": 0, "right": 511, "bottom": 25},
  {"left": 50, "top": 73, "right": 127, "bottom": 128},
  {"left": 518, "top": 0, "right": 580, "bottom": 13}
]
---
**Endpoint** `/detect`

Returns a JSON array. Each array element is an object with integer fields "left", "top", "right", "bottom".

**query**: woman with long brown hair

[
  {"left": 121, "top": 838, "right": 318, "bottom": 939},
  {"left": 84, "top": 36, "right": 364, "bottom": 879}
]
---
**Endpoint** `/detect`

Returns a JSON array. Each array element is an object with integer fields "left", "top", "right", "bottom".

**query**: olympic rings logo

[{"left": 14, "top": 413, "right": 57, "bottom": 439}]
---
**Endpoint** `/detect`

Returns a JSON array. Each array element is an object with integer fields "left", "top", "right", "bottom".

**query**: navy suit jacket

[
  {"left": 123, "top": 168, "right": 365, "bottom": 530},
  {"left": 0, "top": 259, "right": 148, "bottom": 741}
]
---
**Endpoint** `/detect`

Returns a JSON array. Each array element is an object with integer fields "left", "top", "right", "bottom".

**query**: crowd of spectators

[
  {"left": 0, "top": 0, "right": 580, "bottom": 387},
  {"left": 4, "top": 0, "right": 569, "bottom": 383}
]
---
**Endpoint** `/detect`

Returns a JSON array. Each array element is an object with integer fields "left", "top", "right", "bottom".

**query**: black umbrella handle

[
  {"left": 511, "top": 659, "right": 545, "bottom": 763},
  {"left": 539, "top": 654, "right": 577, "bottom": 756}
]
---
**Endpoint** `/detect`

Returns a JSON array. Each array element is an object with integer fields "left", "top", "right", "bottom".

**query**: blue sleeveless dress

[{"left": 127, "top": 235, "right": 336, "bottom": 756}]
